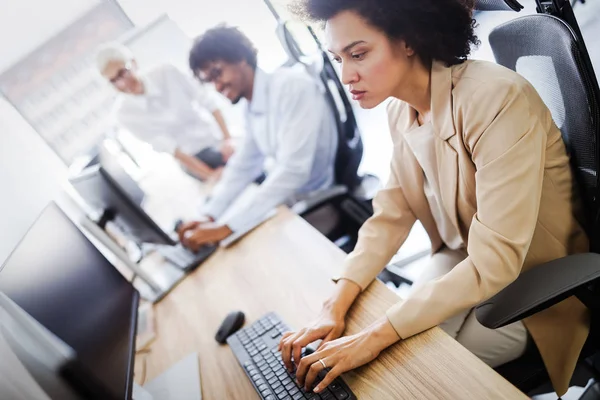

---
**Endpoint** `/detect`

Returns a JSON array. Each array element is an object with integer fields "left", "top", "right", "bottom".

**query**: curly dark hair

[
  {"left": 291, "top": 0, "right": 479, "bottom": 66},
  {"left": 189, "top": 25, "right": 258, "bottom": 72}
]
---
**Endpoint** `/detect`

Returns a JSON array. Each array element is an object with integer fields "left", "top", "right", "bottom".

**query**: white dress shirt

[
  {"left": 203, "top": 66, "right": 338, "bottom": 233},
  {"left": 113, "top": 64, "right": 221, "bottom": 155}
]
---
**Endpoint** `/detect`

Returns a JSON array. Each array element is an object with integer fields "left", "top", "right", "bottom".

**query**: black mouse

[{"left": 215, "top": 311, "right": 245, "bottom": 344}]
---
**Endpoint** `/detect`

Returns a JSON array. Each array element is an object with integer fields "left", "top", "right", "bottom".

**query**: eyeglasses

[
  {"left": 109, "top": 63, "right": 132, "bottom": 85},
  {"left": 197, "top": 66, "right": 223, "bottom": 84}
]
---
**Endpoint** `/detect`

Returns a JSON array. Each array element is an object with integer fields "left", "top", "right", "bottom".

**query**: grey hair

[{"left": 95, "top": 42, "right": 134, "bottom": 73}]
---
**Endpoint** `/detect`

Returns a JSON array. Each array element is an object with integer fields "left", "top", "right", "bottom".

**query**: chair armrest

[
  {"left": 475, "top": 253, "right": 600, "bottom": 329},
  {"left": 291, "top": 185, "right": 348, "bottom": 215}
]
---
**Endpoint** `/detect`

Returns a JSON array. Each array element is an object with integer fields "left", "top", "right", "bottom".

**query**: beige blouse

[{"left": 403, "top": 118, "right": 464, "bottom": 250}]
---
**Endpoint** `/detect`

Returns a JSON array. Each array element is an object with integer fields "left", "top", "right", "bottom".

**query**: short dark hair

[
  {"left": 291, "top": 0, "right": 479, "bottom": 66},
  {"left": 189, "top": 25, "right": 258, "bottom": 72}
]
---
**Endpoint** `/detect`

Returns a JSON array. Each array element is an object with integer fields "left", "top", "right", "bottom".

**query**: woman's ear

[
  {"left": 394, "top": 40, "right": 415, "bottom": 58},
  {"left": 403, "top": 41, "right": 416, "bottom": 57}
]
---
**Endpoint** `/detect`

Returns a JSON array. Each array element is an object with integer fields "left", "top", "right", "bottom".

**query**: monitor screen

[
  {"left": 69, "top": 154, "right": 176, "bottom": 246},
  {"left": 0, "top": 203, "right": 139, "bottom": 399}
]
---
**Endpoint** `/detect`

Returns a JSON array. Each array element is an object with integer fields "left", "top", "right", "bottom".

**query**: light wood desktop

[{"left": 134, "top": 206, "right": 526, "bottom": 400}]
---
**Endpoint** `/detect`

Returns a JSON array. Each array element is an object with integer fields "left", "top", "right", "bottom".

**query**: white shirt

[
  {"left": 403, "top": 119, "right": 464, "bottom": 250},
  {"left": 113, "top": 64, "right": 221, "bottom": 155},
  {"left": 203, "top": 66, "right": 338, "bottom": 233}
]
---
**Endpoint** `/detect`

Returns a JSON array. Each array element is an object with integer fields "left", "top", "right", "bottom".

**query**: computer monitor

[
  {"left": 69, "top": 149, "right": 176, "bottom": 246},
  {"left": 0, "top": 202, "right": 139, "bottom": 400}
]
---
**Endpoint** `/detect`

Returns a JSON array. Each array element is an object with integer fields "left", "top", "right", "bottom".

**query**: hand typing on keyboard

[
  {"left": 179, "top": 222, "right": 233, "bottom": 252},
  {"left": 228, "top": 313, "right": 357, "bottom": 399},
  {"left": 292, "top": 316, "right": 401, "bottom": 394}
]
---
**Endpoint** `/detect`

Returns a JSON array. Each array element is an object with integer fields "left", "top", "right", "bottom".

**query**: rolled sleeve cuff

[
  {"left": 331, "top": 258, "right": 379, "bottom": 291},
  {"left": 201, "top": 93, "right": 219, "bottom": 113},
  {"left": 385, "top": 301, "right": 412, "bottom": 340},
  {"left": 202, "top": 200, "right": 228, "bottom": 222}
]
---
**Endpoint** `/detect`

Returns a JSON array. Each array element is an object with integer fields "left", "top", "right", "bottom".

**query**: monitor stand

[
  {"left": 132, "top": 353, "right": 202, "bottom": 400},
  {"left": 79, "top": 216, "right": 185, "bottom": 304}
]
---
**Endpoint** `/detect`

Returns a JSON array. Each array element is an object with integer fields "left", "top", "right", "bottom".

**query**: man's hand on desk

[
  {"left": 181, "top": 223, "right": 233, "bottom": 252},
  {"left": 294, "top": 317, "right": 401, "bottom": 394}
]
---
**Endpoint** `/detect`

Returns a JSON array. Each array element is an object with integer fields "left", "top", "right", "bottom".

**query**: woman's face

[{"left": 325, "top": 10, "right": 415, "bottom": 109}]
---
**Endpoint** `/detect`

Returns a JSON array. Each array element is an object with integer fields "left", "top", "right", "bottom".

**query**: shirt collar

[{"left": 248, "top": 68, "right": 269, "bottom": 115}]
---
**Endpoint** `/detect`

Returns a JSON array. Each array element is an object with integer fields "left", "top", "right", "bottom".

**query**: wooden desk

[{"left": 136, "top": 207, "right": 526, "bottom": 399}]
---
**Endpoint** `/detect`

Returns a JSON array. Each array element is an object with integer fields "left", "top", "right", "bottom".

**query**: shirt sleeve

[
  {"left": 385, "top": 78, "right": 548, "bottom": 340},
  {"left": 219, "top": 76, "right": 326, "bottom": 233},
  {"left": 202, "top": 126, "right": 265, "bottom": 220},
  {"left": 113, "top": 96, "right": 179, "bottom": 155},
  {"left": 334, "top": 103, "right": 417, "bottom": 288}
]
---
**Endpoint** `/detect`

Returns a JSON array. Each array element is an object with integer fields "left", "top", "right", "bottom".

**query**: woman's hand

[
  {"left": 278, "top": 279, "right": 362, "bottom": 371},
  {"left": 278, "top": 305, "right": 346, "bottom": 372},
  {"left": 295, "top": 317, "right": 400, "bottom": 394}
]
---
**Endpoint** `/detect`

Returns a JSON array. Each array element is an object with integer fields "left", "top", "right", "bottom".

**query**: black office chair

[
  {"left": 266, "top": 16, "right": 381, "bottom": 252},
  {"left": 472, "top": 0, "right": 600, "bottom": 397}
]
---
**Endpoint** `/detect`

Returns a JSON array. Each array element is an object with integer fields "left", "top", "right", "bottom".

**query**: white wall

[
  {"left": 0, "top": 0, "right": 100, "bottom": 72},
  {"left": 117, "top": 0, "right": 289, "bottom": 71},
  {"left": 0, "top": 99, "right": 67, "bottom": 263},
  {"left": 0, "top": 0, "right": 101, "bottom": 263}
]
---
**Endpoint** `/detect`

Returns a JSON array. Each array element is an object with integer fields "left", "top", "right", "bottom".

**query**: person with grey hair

[{"left": 96, "top": 42, "right": 234, "bottom": 182}]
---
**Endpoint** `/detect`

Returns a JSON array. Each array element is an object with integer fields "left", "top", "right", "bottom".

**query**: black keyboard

[
  {"left": 227, "top": 313, "right": 357, "bottom": 400},
  {"left": 157, "top": 243, "right": 217, "bottom": 272}
]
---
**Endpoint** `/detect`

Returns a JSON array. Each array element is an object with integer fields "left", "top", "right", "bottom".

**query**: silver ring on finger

[{"left": 319, "top": 358, "right": 327, "bottom": 369}]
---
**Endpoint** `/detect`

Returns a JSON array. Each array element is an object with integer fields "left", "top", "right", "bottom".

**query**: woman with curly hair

[{"left": 279, "top": 0, "right": 589, "bottom": 396}]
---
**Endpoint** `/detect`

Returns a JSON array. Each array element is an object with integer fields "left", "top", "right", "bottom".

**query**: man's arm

[
  {"left": 219, "top": 75, "right": 328, "bottom": 233},
  {"left": 173, "top": 149, "right": 216, "bottom": 181},
  {"left": 202, "top": 127, "right": 266, "bottom": 221},
  {"left": 212, "top": 109, "right": 232, "bottom": 141}
]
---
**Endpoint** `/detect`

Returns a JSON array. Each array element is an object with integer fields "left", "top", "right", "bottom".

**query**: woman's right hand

[{"left": 278, "top": 306, "right": 346, "bottom": 372}]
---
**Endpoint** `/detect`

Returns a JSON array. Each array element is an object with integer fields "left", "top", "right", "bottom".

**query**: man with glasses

[
  {"left": 96, "top": 43, "right": 234, "bottom": 181},
  {"left": 177, "top": 26, "right": 338, "bottom": 250}
]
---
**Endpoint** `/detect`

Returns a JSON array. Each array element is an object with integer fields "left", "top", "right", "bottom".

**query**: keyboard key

[
  {"left": 332, "top": 390, "right": 349, "bottom": 400},
  {"left": 265, "top": 372, "right": 275, "bottom": 380},
  {"left": 281, "top": 377, "right": 293, "bottom": 386},
  {"left": 293, "top": 393, "right": 306, "bottom": 400},
  {"left": 289, "top": 387, "right": 300, "bottom": 396},
  {"left": 269, "top": 377, "right": 280, "bottom": 386},
  {"left": 274, "top": 385, "right": 286, "bottom": 395},
  {"left": 285, "top": 382, "right": 297, "bottom": 391},
  {"left": 266, "top": 396, "right": 276, "bottom": 400},
  {"left": 320, "top": 391, "right": 334, "bottom": 400}
]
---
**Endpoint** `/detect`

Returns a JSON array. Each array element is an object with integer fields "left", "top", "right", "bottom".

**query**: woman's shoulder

[{"left": 451, "top": 60, "right": 531, "bottom": 100}]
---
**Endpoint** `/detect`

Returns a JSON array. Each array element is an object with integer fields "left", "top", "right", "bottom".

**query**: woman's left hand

[{"left": 295, "top": 317, "right": 400, "bottom": 394}]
